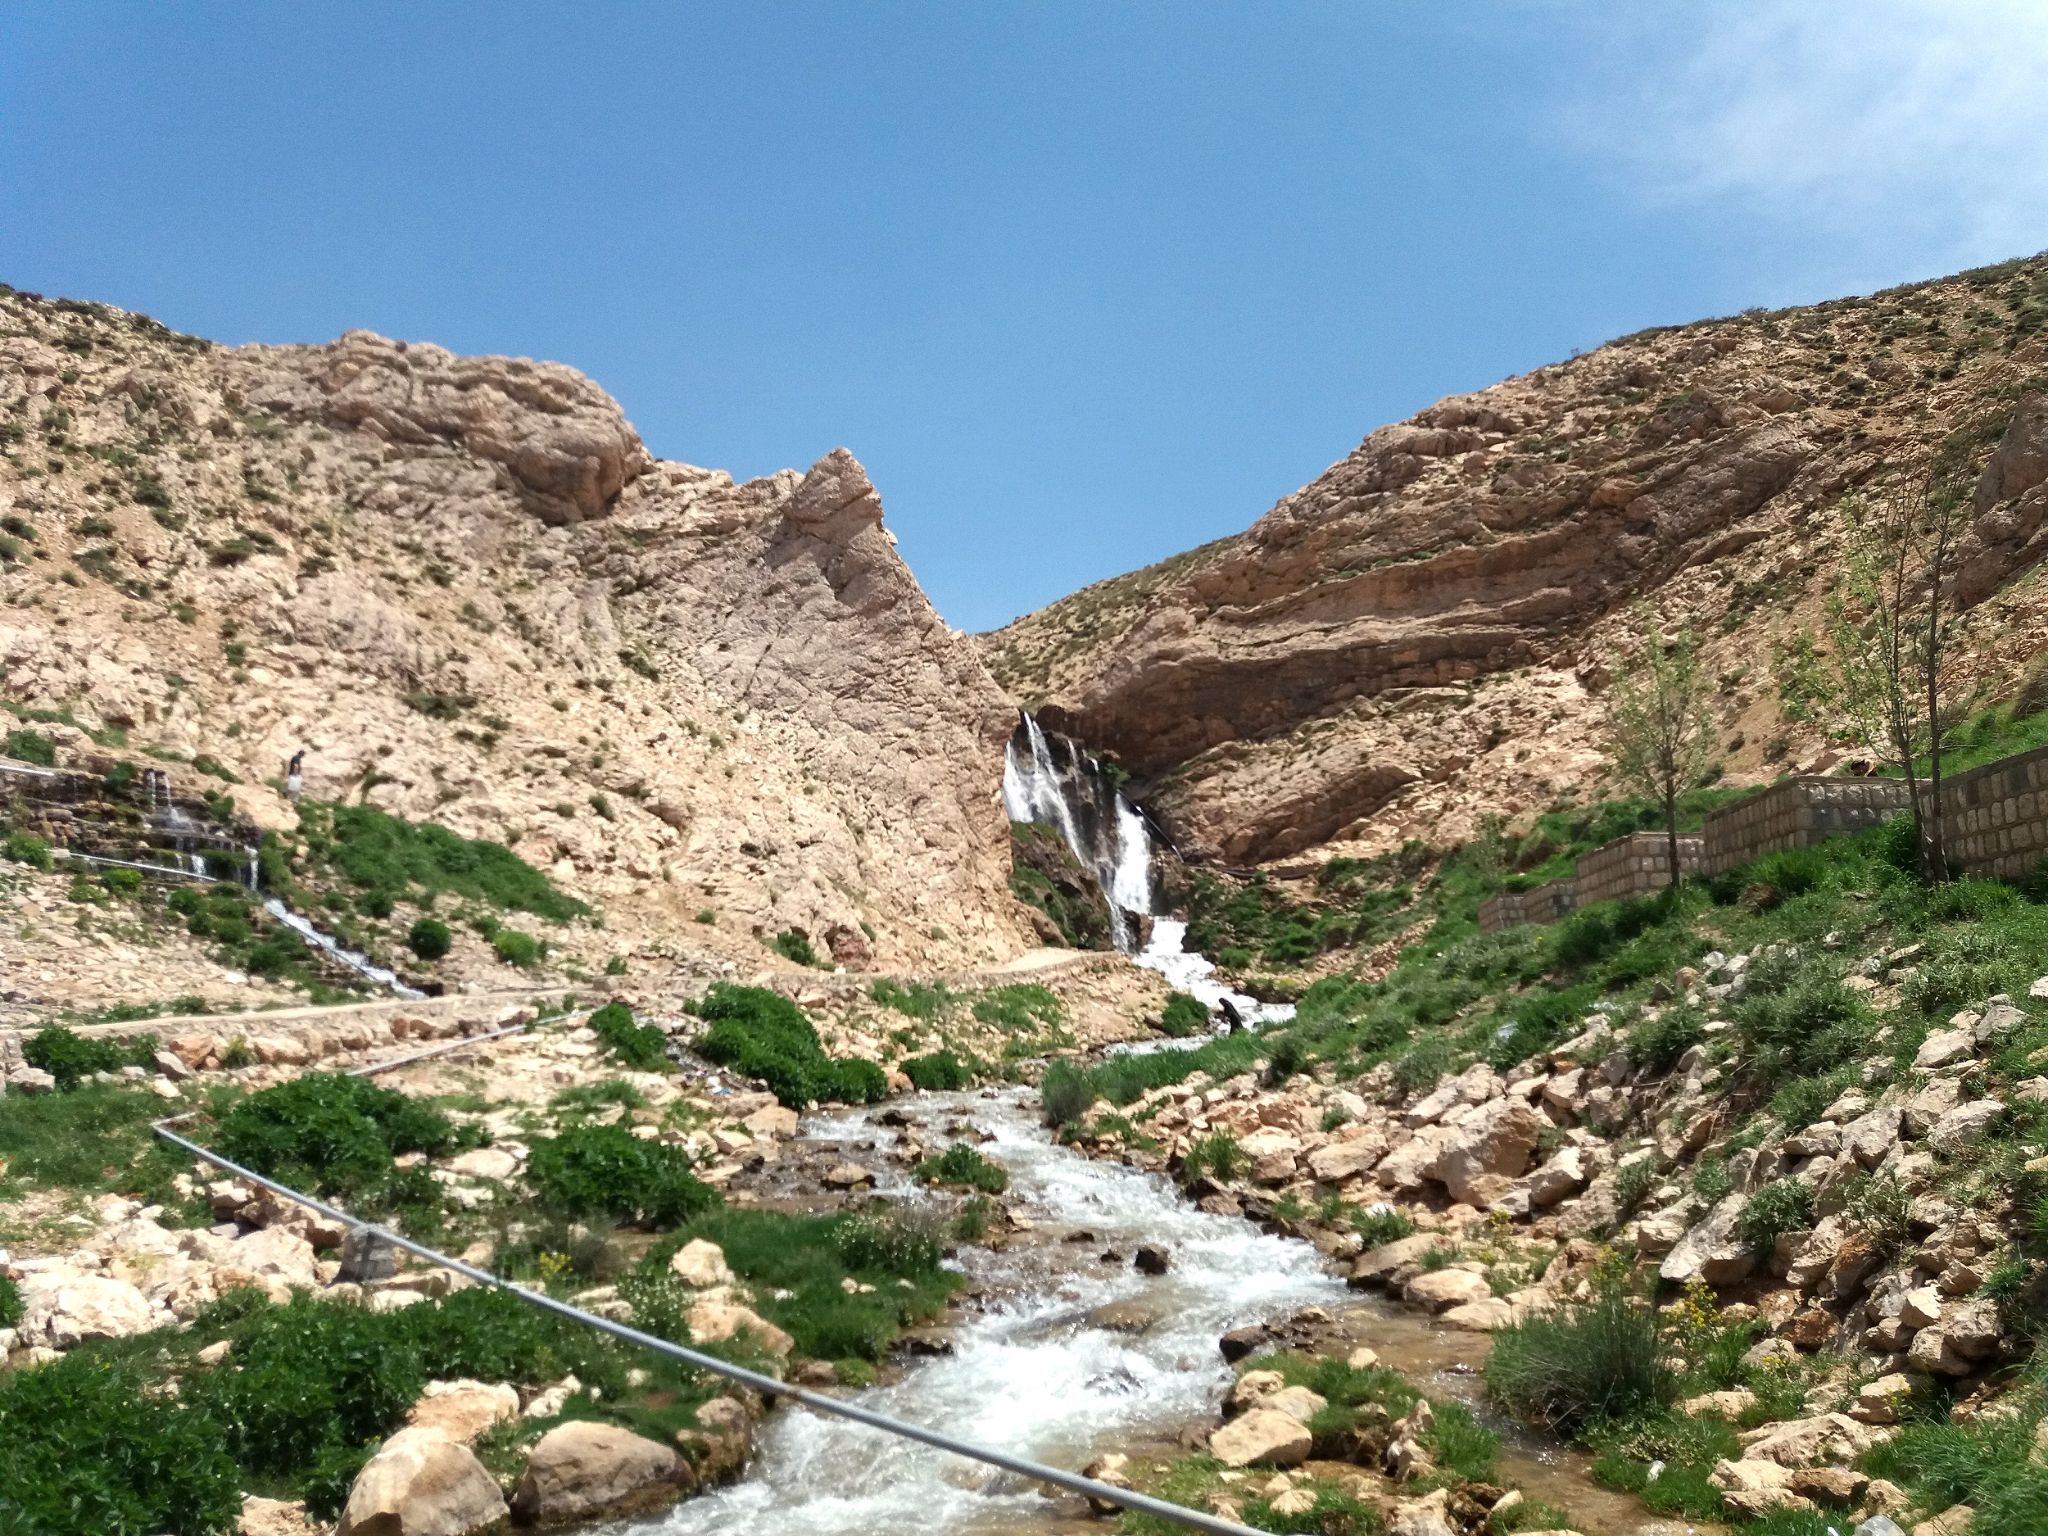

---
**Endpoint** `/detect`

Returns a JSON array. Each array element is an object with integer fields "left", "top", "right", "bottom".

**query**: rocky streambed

[{"left": 636, "top": 1087, "right": 1655, "bottom": 1536}]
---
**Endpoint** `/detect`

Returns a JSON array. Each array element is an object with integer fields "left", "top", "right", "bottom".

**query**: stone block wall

[
  {"left": 1479, "top": 877, "right": 1578, "bottom": 932},
  {"left": 1700, "top": 777, "right": 1912, "bottom": 876},
  {"left": 1932, "top": 744, "right": 2048, "bottom": 881},
  {"left": 1574, "top": 832, "right": 1704, "bottom": 906}
]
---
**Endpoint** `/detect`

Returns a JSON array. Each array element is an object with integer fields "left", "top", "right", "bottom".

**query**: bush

[
  {"left": 971, "top": 983, "right": 1063, "bottom": 1032},
  {"left": 901, "top": 1050, "right": 971, "bottom": 1091},
  {"left": 525, "top": 1122, "right": 719, "bottom": 1228},
  {"left": 914, "top": 1143, "right": 1009, "bottom": 1193},
  {"left": 1486, "top": 1282, "right": 1672, "bottom": 1434},
  {"left": 1181, "top": 1129, "right": 1248, "bottom": 1185},
  {"left": 1039, "top": 1060, "right": 1093, "bottom": 1127},
  {"left": 1353, "top": 1205, "right": 1415, "bottom": 1248},
  {"left": 1736, "top": 1179, "right": 1816, "bottom": 1258},
  {"left": 0, "top": 1274, "right": 19, "bottom": 1327},
  {"left": 1627, "top": 1003, "right": 1707, "bottom": 1076},
  {"left": 301, "top": 801, "right": 587, "bottom": 920},
  {"left": 587, "top": 1001, "right": 669, "bottom": 1073},
  {"left": 3, "top": 727, "right": 57, "bottom": 766},
  {"left": 188, "top": 1293, "right": 425, "bottom": 1478},
  {"left": 4, "top": 829, "right": 53, "bottom": 869},
  {"left": 407, "top": 916, "right": 452, "bottom": 960},
  {"left": 215, "top": 1072, "right": 474, "bottom": 1199},
  {"left": 694, "top": 984, "right": 881, "bottom": 1108},
  {"left": 1159, "top": 991, "right": 1209, "bottom": 1037},
  {"left": 0, "top": 1351, "right": 242, "bottom": 1535},
  {"left": 22, "top": 1025, "right": 156, "bottom": 1089},
  {"left": 772, "top": 927, "right": 819, "bottom": 967},
  {"left": 870, "top": 980, "right": 955, "bottom": 1020},
  {"left": 492, "top": 927, "right": 542, "bottom": 966}
]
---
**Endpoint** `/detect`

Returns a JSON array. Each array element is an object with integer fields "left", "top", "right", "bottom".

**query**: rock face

[
  {"left": 0, "top": 288, "right": 1030, "bottom": 998},
  {"left": 338, "top": 1426, "right": 509, "bottom": 1536},
  {"left": 509, "top": 1421, "right": 691, "bottom": 1526},
  {"left": 987, "top": 259, "right": 2048, "bottom": 864}
]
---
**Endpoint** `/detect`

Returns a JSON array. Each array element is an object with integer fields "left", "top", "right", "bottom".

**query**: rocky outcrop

[
  {"left": 0, "top": 288, "right": 1032, "bottom": 987},
  {"left": 990, "top": 258, "right": 2048, "bottom": 864}
]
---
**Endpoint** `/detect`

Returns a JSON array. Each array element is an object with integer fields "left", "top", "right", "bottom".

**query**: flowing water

[
  {"left": 261, "top": 897, "right": 428, "bottom": 1000},
  {"left": 646, "top": 1089, "right": 1341, "bottom": 1536}
]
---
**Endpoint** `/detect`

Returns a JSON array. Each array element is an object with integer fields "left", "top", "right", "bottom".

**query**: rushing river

[{"left": 641, "top": 1088, "right": 1344, "bottom": 1536}]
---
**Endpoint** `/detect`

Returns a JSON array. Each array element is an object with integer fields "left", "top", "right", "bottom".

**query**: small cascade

[
  {"left": 1002, "top": 714, "right": 1156, "bottom": 950},
  {"left": 262, "top": 898, "right": 428, "bottom": 1001}
]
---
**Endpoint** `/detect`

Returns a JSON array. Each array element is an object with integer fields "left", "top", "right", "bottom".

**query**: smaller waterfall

[{"left": 263, "top": 898, "right": 428, "bottom": 1001}]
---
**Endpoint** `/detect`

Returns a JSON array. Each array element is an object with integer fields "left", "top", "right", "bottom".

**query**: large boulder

[
  {"left": 1659, "top": 1193, "right": 1756, "bottom": 1287},
  {"left": 668, "top": 1239, "right": 735, "bottom": 1289},
  {"left": 337, "top": 1427, "right": 509, "bottom": 1536},
  {"left": 1208, "top": 1408, "right": 1313, "bottom": 1468},
  {"left": 1428, "top": 1100, "right": 1547, "bottom": 1205},
  {"left": 685, "top": 1299, "right": 794, "bottom": 1358},
  {"left": 509, "top": 1421, "right": 691, "bottom": 1526},
  {"left": 406, "top": 1381, "right": 521, "bottom": 1444},
  {"left": 16, "top": 1272, "right": 157, "bottom": 1350}
]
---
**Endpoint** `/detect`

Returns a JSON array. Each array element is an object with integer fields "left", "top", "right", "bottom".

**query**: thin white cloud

[{"left": 1562, "top": 0, "right": 2048, "bottom": 289}]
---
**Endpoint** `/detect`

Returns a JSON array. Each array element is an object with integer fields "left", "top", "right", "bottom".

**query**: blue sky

[{"left": 5, "top": 4, "right": 2046, "bottom": 630}]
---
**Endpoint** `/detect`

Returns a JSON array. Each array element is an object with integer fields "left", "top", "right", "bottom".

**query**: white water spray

[{"left": 262, "top": 898, "right": 427, "bottom": 1000}]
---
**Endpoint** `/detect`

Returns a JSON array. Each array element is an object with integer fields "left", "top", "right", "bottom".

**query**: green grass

[
  {"left": 0, "top": 1081, "right": 212, "bottom": 1210},
  {"left": 1159, "top": 990, "right": 1209, "bottom": 1037},
  {"left": 524, "top": 1122, "right": 719, "bottom": 1229},
  {"left": 971, "top": 983, "right": 1064, "bottom": 1032},
  {"left": 1485, "top": 1281, "right": 1672, "bottom": 1435},
  {"left": 586, "top": 1000, "right": 669, "bottom": 1072},
  {"left": 22, "top": 1025, "right": 159, "bottom": 1088},
  {"left": 288, "top": 799, "right": 588, "bottom": 921},
  {"left": 900, "top": 1049, "right": 973, "bottom": 1091},
  {"left": 871, "top": 979, "right": 956, "bottom": 1020}
]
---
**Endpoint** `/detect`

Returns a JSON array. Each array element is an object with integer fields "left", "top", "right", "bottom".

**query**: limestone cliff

[
  {"left": 988, "top": 255, "right": 2048, "bottom": 864},
  {"left": 0, "top": 293, "right": 1026, "bottom": 969}
]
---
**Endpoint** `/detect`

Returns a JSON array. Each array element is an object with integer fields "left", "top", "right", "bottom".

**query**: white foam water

[
  {"left": 1133, "top": 917, "right": 1295, "bottom": 1031},
  {"left": 642, "top": 1090, "right": 1343, "bottom": 1536},
  {"left": 262, "top": 897, "right": 427, "bottom": 1000}
]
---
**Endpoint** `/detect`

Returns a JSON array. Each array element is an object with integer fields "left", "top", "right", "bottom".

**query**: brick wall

[
  {"left": 1574, "top": 831, "right": 1704, "bottom": 906},
  {"left": 1700, "top": 777, "right": 1912, "bottom": 875},
  {"left": 1479, "top": 877, "right": 1579, "bottom": 931},
  {"left": 1931, "top": 744, "right": 2048, "bottom": 881}
]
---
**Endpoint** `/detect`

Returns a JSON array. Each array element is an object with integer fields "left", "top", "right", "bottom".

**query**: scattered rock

[{"left": 510, "top": 1421, "right": 691, "bottom": 1526}]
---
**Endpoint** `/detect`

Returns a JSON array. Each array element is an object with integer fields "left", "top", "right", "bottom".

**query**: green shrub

[
  {"left": 1736, "top": 1179, "right": 1816, "bottom": 1258},
  {"left": 215, "top": 1073, "right": 474, "bottom": 1199},
  {"left": 914, "top": 1142, "right": 1009, "bottom": 1193},
  {"left": 525, "top": 1122, "right": 718, "bottom": 1228},
  {"left": 586, "top": 1001, "right": 669, "bottom": 1073},
  {"left": 1628, "top": 1003, "right": 1707, "bottom": 1075},
  {"left": 300, "top": 801, "right": 587, "bottom": 920},
  {"left": 4, "top": 829, "right": 54, "bottom": 869},
  {"left": 407, "top": 916, "right": 452, "bottom": 960},
  {"left": 0, "top": 1274, "right": 20, "bottom": 1327},
  {"left": 1181, "top": 1129, "right": 1248, "bottom": 1185},
  {"left": 772, "top": 927, "right": 819, "bottom": 967},
  {"left": 492, "top": 927, "right": 542, "bottom": 966},
  {"left": 3, "top": 727, "right": 57, "bottom": 766},
  {"left": 694, "top": 984, "right": 880, "bottom": 1108},
  {"left": 189, "top": 1293, "right": 425, "bottom": 1478},
  {"left": 23, "top": 1025, "right": 157, "bottom": 1088},
  {"left": 1354, "top": 1205, "right": 1416, "bottom": 1248},
  {"left": 1159, "top": 991, "right": 1210, "bottom": 1037},
  {"left": 901, "top": 1050, "right": 971, "bottom": 1091},
  {"left": 0, "top": 1351, "right": 242, "bottom": 1535},
  {"left": 1486, "top": 1282, "right": 1672, "bottom": 1434},
  {"left": 1039, "top": 1060, "right": 1093, "bottom": 1127},
  {"left": 1612, "top": 1157, "right": 1660, "bottom": 1220}
]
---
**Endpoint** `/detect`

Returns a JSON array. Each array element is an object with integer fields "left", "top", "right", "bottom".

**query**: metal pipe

[{"left": 151, "top": 1031, "right": 1266, "bottom": 1535}]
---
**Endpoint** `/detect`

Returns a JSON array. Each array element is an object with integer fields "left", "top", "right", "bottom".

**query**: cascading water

[
  {"left": 1003, "top": 714, "right": 1291, "bottom": 1030},
  {"left": 262, "top": 897, "right": 428, "bottom": 1000},
  {"left": 647, "top": 1089, "right": 1342, "bottom": 1536}
]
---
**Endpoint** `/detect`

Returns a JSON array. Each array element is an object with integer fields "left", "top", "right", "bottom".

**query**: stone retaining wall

[
  {"left": 1700, "top": 776, "right": 1912, "bottom": 876},
  {"left": 1574, "top": 832, "right": 1704, "bottom": 906},
  {"left": 1479, "top": 877, "right": 1578, "bottom": 932},
  {"left": 1932, "top": 744, "right": 2048, "bottom": 881}
]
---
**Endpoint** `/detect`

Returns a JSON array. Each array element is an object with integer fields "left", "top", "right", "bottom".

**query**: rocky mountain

[
  {"left": 988, "top": 255, "right": 2048, "bottom": 865},
  {"left": 0, "top": 288, "right": 1029, "bottom": 972}
]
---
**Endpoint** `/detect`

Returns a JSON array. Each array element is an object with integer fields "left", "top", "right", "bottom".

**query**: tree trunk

[{"left": 1664, "top": 787, "right": 1682, "bottom": 894}]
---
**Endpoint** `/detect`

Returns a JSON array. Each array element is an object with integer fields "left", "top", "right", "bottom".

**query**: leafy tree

[
  {"left": 1604, "top": 609, "right": 1715, "bottom": 890},
  {"left": 1774, "top": 465, "right": 1976, "bottom": 881}
]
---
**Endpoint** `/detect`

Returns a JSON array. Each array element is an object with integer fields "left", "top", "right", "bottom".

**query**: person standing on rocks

[{"left": 285, "top": 748, "right": 306, "bottom": 800}]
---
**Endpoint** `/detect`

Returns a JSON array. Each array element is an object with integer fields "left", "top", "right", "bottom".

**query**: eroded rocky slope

[
  {"left": 0, "top": 289, "right": 1029, "bottom": 971},
  {"left": 989, "top": 256, "right": 2048, "bottom": 864}
]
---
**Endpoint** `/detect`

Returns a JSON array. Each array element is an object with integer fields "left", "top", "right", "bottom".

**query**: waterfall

[
  {"left": 1002, "top": 714, "right": 1156, "bottom": 951},
  {"left": 1003, "top": 712, "right": 1294, "bottom": 1032},
  {"left": 263, "top": 898, "right": 428, "bottom": 1001}
]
